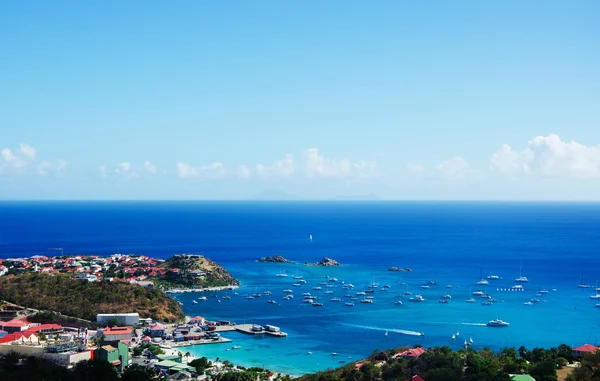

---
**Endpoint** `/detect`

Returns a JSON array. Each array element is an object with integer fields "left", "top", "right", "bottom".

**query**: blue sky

[{"left": 1, "top": 1, "right": 599, "bottom": 200}]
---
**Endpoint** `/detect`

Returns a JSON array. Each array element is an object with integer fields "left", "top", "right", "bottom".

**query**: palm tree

[{"left": 184, "top": 351, "right": 191, "bottom": 362}]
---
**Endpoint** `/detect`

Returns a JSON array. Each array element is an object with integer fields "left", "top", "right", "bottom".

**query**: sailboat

[
  {"left": 309, "top": 234, "right": 313, "bottom": 242},
  {"left": 577, "top": 273, "right": 591, "bottom": 288},
  {"left": 384, "top": 330, "right": 388, "bottom": 337},
  {"left": 515, "top": 262, "right": 528, "bottom": 282},
  {"left": 477, "top": 268, "right": 489, "bottom": 285},
  {"left": 452, "top": 334, "right": 456, "bottom": 341}
]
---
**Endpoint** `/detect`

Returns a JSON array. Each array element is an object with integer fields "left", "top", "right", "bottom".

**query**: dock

[
  {"left": 170, "top": 337, "right": 232, "bottom": 347},
  {"left": 235, "top": 324, "right": 264, "bottom": 335}
]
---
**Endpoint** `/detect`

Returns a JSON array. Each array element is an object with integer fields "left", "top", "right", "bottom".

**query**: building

[
  {"left": 572, "top": 344, "right": 599, "bottom": 359},
  {"left": 0, "top": 331, "right": 39, "bottom": 345},
  {"left": 0, "top": 319, "right": 30, "bottom": 333},
  {"left": 25, "top": 324, "right": 64, "bottom": 335},
  {"left": 510, "top": 375, "right": 536, "bottom": 381},
  {"left": 96, "top": 313, "right": 140, "bottom": 326},
  {"left": 392, "top": 347, "right": 427, "bottom": 359},
  {"left": 98, "top": 326, "right": 132, "bottom": 342},
  {"left": 149, "top": 322, "right": 165, "bottom": 337},
  {"left": 189, "top": 316, "right": 205, "bottom": 325},
  {"left": 95, "top": 341, "right": 129, "bottom": 372},
  {"left": 406, "top": 376, "right": 425, "bottom": 381}
]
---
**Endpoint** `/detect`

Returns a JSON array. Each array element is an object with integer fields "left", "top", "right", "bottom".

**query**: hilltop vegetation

[
  {"left": 298, "top": 344, "right": 580, "bottom": 381},
  {"left": 159, "top": 254, "right": 239, "bottom": 288},
  {"left": 0, "top": 273, "right": 184, "bottom": 322}
]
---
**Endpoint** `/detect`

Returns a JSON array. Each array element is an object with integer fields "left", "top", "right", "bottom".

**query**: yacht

[
  {"left": 487, "top": 274, "right": 501, "bottom": 280},
  {"left": 486, "top": 319, "right": 509, "bottom": 327},
  {"left": 283, "top": 289, "right": 293, "bottom": 293},
  {"left": 409, "top": 295, "right": 425, "bottom": 302},
  {"left": 283, "top": 295, "right": 293, "bottom": 300},
  {"left": 472, "top": 290, "right": 485, "bottom": 296},
  {"left": 247, "top": 296, "right": 254, "bottom": 300},
  {"left": 298, "top": 279, "right": 307, "bottom": 284},
  {"left": 192, "top": 300, "right": 198, "bottom": 304},
  {"left": 481, "top": 301, "right": 493, "bottom": 305},
  {"left": 438, "top": 299, "right": 449, "bottom": 304},
  {"left": 403, "top": 291, "right": 412, "bottom": 296},
  {"left": 577, "top": 274, "right": 591, "bottom": 288},
  {"left": 441, "top": 294, "right": 452, "bottom": 299},
  {"left": 381, "top": 285, "right": 391, "bottom": 290},
  {"left": 420, "top": 285, "right": 430, "bottom": 289},
  {"left": 360, "top": 299, "right": 374, "bottom": 304},
  {"left": 395, "top": 300, "right": 403, "bottom": 305},
  {"left": 330, "top": 277, "right": 339, "bottom": 282},
  {"left": 199, "top": 296, "right": 208, "bottom": 301},
  {"left": 465, "top": 298, "right": 476, "bottom": 303},
  {"left": 530, "top": 298, "right": 541, "bottom": 303},
  {"left": 356, "top": 291, "right": 366, "bottom": 296},
  {"left": 252, "top": 293, "right": 261, "bottom": 298},
  {"left": 325, "top": 290, "right": 334, "bottom": 294},
  {"left": 590, "top": 294, "right": 600, "bottom": 300},
  {"left": 539, "top": 289, "right": 549, "bottom": 294},
  {"left": 267, "top": 300, "right": 276, "bottom": 304},
  {"left": 428, "top": 280, "right": 437, "bottom": 285},
  {"left": 312, "top": 302, "right": 324, "bottom": 307},
  {"left": 477, "top": 269, "right": 489, "bottom": 285},
  {"left": 292, "top": 283, "right": 301, "bottom": 287},
  {"left": 222, "top": 295, "right": 231, "bottom": 300},
  {"left": 511, "top": 285, "right": 524, "bottom": 290},
  {"left": 276, "top": 273, "right": 288, "bottom": 277},
  {"left": 445, "top": 285, "right": 453, "bottom": 289},
  {"left": 263, "top": 291, "right": 272, "bottom": 295},
  {"left": 302, "top": 292, "right": 311, "bottom": 296},
  {"left": 313, "top": 286, "right": 322, "bottom": 290},
  {"left": 344, "top": 302, "right": 354, "bottom": 306},
  {"left": 330, "top": 297, "right": 341, "bottom": 302},
  {"left": 303, "top": 299, "right": 314, "bottom": 303},
  {"left": 524, "top": 301, "right": 533, "bottom": 305}
]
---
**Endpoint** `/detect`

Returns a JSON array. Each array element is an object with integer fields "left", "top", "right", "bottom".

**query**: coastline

[{"left": 166, "top": 285, "right": 239, "bottom": 294}]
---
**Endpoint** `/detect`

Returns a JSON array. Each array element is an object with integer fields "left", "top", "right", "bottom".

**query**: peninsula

[{"left": 257, "top": 255, "right": 294, "bottom": 263}]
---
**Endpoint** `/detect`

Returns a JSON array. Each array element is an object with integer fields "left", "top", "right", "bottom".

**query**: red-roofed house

[
  {"left": 100, "top": 327, "right": 132, "bottom": 342},
  {"left": 149, "top": 322, "right": 165, "bottom": 337},
  {"left": 141, "top": 336, "right": 152, "bottom": 343},
  {"left": 406, "top": 376, "right": 425, "bottom": 381},
  {"left": 392, "top": 347, "right": 427, "bottom": 359},
  {"left": 0, "top": 319, "right": 30, "bottom": 333},
  {"left": 25, "top": 324, "right": 64, "bottom": 335},
  {"left": 190, "top": 316, "right": 205, "bottom": 325},
  {"left": 0, "top": 332, "right": 39, "bottom": 345},
  {"left": 573, "top": 344, "right": 599, "bottom": 359}
]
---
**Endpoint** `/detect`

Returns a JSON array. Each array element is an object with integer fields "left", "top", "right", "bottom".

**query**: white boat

[
  {"left": 456, "top": 331, "right": 459, "bottom": 336},
  {"left": 591, "top": 294, "right": 600, "bottom": 300},
  {"left": 199, "top": 296, "right": 208, "bottom": 301},
  {"left": 487, "top": 274, "right": 501, "bottom": 280},
  {"left": 511, "top": 284, "right": 524, "bottom": 290},
  {"left": 356, "top": 291, "right": 366, "bottom": 296},
  {"left": 192, "top": 300, "right": 198, "bottom": 304},
  {"left": 439, "top": 299, "right": 449, "bottom": 304},
  {"left": 477, "top": 268, "right": 488, "bottom": 285},
  {"left": 403, "top": 291, "right": 412, "bottom": 296},
  {"left": 452, "top": 334, "right": 456, "bottom": 340},
  {"left": 515, "top": 262, "right": 529, "bottom": 282},
  {"left": 330, "top": 297, "right": 341, "bottom": 302},
  {"left": 344, "top": 302, "right": 354, "bottom": 306},
  {"left": 360, "top": 299, "right": 374, "bottom": 304},
  {"left": 276, "top": 273, "right": 288, "bottom": 277},
  {"left": 524, "top": 301, "right": 533, "bottom": 305},
  {"left": 247, "top": 296, "right": 254, "bottom": 300},
  {"left": 395, "top": 300, "right": 403, "bottom": 305},
  {"left": 445, "top": 285, "right": 453, "bottom": 289},
  {"left": 420, "top": 285, "right": 430, "bottom": 289},
  {"left": 303, "top": 299, "right": 314, "bottom": 303},
  {"left": 539, "top": 289, "right": 549, "bottom": 294},
  {"left": 530, "top": 298, "right": 540, "bottom": 303},
  {"left": 283, "top": 289, "right": 293, "bottom": 293},
  {"left": 312, "top": 302, "right": 323, "bottom": 306},
  {"left": 384, "top": 330, "right": 388, "bottom": 337},
  {"left": 267, "top": 300, "right": 276, "bottom": 304},
  {"left": 263, "top": 291, "right": 272, "bottom": 295},
  {"left": 578, "top": 274, "right": 591, "bottom": 288},
  {"left": 293, "top": 283, "right": 301, "bottom": 287},
  {"left": 325, "top": 290, "right": 333, "bottom": 294},
  {"left": 313, "top": 286, "right": 322, "bottom": 290},
  {"left": 309, "top": 234, "right": 313, "bottom": 242},
  {"left": 302, "top": 292, "right": 311, "bottom": 296},
  {"left": 441, "top": 294, "right": 452, "bottom": 299},
  {"left": 232, "top": 345, "right": 242, "bottom": 350},
  {"left": 472, "top": 290, "right": 485, "bottom": 296},
  {"left": 409, "top": 295, "right": 425, "bottom": 302},
  {"left": 222, "top": 295, "right": 231, "bottom": 300},
  {"left": 486, "top": 319, "right": 509, "bottom": 327},
  {"left": 465, "top": 298, "right": 476, "bottom": 303}
]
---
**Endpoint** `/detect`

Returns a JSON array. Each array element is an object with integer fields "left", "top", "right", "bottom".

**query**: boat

[
  {"left": 403, "top": 291, "right": 412, "bottom": 296},
  {"left": 252, "top": 293, "right": 261, "bottom": 298},
  {"left": 551, "top": 288, "right": 557, "bottom": 292},
  {"left": 330, "top": 278, "right": 339, "bottom": 282},
  {"left": 307, "top": 352, "right": 313, "bottom": 355},
  {"left": 302, "top": 292, "right": 311, "bottom": 296},
  {"left": 276, "top": 272, "right": 288, "bottom": 277},
  {"left": 515, "top": 262, "right": 529, "bottom": 282},
  {"left": 409, "top": 295, "right": 425, "bottom": 302},
  {"left": 360, "top": 299, "right": 374, "bottom": 304},
  {"left": 452, "top": 334, "right": 456, "bottom": 340},
  {"left": 330, "top": 297, "right": 341, "bottom": 302},
  {"left": 428, "top": 280, "right": 437, "bottom": 285},
  {"left": 596, "top": 304, "right": 600, "bottom": 308},
  {"left": 247, "top": 296, "right": 254, "bottom": 300},
  {"left": 395, "top": 300, "right": 403, "bottom": 305},
  {"left": 472, "top": 290, "right": 485, "bottom": 296},
  {"left": 441, "top": 294, "right": 452, "bottom": 299},
  {"left": 303, "top": 299, "right": 314, "bottom": 303},
  {"left": 590, "top": 294, "right": 600, "bottom": 300},
  {"left": 199, "top": 296, "right": 208, "bottom": 301},
  {"left": 439, "top": 299, "right": 449, "bottom": 304},
  {"left": 344, "top": 294, "right": 352, "bottom": 298},
  {"left": 539, "top": 289, "right": 549, "bottom": 294},
  {"left": 299, "top": 279, "right": 307, "bottom": 284},
  {"left": 325, "top": 290, "right": 333, "bottom": 294},
  {"left": 469, "top": 337, "right": 473, "bottom": 345},
  {"left": 445, "top": 285, "right": 453, "bottom": 289},
  {"left": 456, "top": 331, "right": 459, "bottom": 336},
  {"left": 465, "top": 298, "right": 476, "bottom": 303},
  {"left": 232, "top": 345, "right": 242, "bottom": 350},
  {"left": 222, "top": 295, "right": 231, "bottom": 300},
  {"left": 192, "top": 300, "right": 198, "bottom": 304},
  {"left": 487, "top": 274, "right": 501, "bottom": 280},
  {"left": 309, "top": 234, "right": 313, "bottom": 242},
  {"left": 292, "top": 283, "right": 301, "bottom": 287},
  {"left": 313, "top": 287, "right": 322, "bottom": 290},
  {"left": 384, "top": 330, "right": 388, "bottom": 337},
  {"left": 477, "top": 268, "right": 489, "bottom": 285},
  {"left": 344, "top": 302, "right": 354, "bottom": 306},
  {"left": 530, "top": 298, "right": 540, "bottom": 303},
  {"left": 267, "top": 300, "right": 276, "bottom": 304},
  {"left": 356, "top": 291, "right": 366, "bottom": 296},
  {"left": 481, "top": 301, "right": 493, "bottom": 305},
  {"left": 283, "top": 295, "right": 293, "bottom": 300},
  {"left": 420, "top": 285, "right": 430, "bottom": 289},
  {"left": 524, "top": 301, "right": 533, "bottom": 305},
  {"left": 283, "top": 289, "right": 293, "bottom": 293},
  {"left": 312, "top": 302, "right": 323, "bottom": 306},
  {"left": 486, "top": 319, "right": 509, "bottom": 327},
  {"left": 577, "top": 273, "right": 591, "bottom": 288}
]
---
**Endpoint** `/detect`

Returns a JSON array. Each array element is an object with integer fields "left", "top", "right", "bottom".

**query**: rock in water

[{"left": 315, "top": 257, "right": 341, "bottom": 266}]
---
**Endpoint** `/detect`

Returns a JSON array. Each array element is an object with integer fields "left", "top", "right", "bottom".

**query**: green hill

[
  {"left": 0, "top": 273, "right": 184, "bottom": 322},
  {"left": 159, "top": 254, "right": 240, "bottom": 288}
]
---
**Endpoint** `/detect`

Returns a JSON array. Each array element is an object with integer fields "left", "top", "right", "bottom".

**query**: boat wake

[
  {"left": 341, "top": 323, "right": 423, "bottom": 336},
  {"left": 461, "top": 323, "right": 486, "bottom": 326}
]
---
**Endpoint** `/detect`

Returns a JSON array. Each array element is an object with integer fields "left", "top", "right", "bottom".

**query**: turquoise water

[{"left": 1, "top": 202, "right": 600, "bottom": 375}]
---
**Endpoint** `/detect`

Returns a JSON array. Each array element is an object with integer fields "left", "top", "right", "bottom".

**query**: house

[
  {"left": 25, "top": 324, "right": 64, "bottom": 335},
  {"left": 149, "top": 322, "right": 165, "bottom": 337},
  {"left": 141, "top": 336, "right": 152, "bottom": 344},
  {"left": 406, "top": 376, "right": 425, "bottom": 381},
  {"left": 0, "top": 319, "right": 30, "bottom": 333},
  {"left": 572, "top": 344, "right": 599, "bottom": 359},
  {"left": 0, "top": 332, "right": 39, "bottom": 345},
  {"left": 95, "top": 341, "right": 129, "bottom": 371},
  {"left": 392, "top": 347, "right": 427, "bottom": 359},
  {"left": 99, "top": 326, "right": 132, "bottom": 342},
  {"left": 189, "top": 316, "right": 205, "bottom": 325},
  {"left": 97, "top": 313, "right": 140, "bottom": 326}
]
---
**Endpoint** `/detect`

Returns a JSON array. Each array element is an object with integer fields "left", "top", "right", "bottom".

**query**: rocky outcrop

[
  {"left": 388, "top": 267, "right": 412, "bottom": 272},
  {"left": 308, "top": 257, "right": 341, "bottom": 267},
  {"left": 161, "top": 254, "right": 240, "bottom": 287},
  {"left": 258, "top": 255, "right": 294, "bottom": 263}
]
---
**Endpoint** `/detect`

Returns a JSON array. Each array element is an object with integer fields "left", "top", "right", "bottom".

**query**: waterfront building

[
  {"left": 149, "top": 322, "right": 165, "bottom": 337},
  {"left": 96, "top": 313, "right": 140, "bottom": 326},
  {"left": 0, "top": 319, "right": 30, "bottom": 333},
  {"left": 572, "top": 344, "right": 599, "bottom": 359}
]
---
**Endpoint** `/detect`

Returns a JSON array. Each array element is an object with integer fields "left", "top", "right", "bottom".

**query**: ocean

[{"left": 1, "top": 201, "right": 600, "bottom": 375}]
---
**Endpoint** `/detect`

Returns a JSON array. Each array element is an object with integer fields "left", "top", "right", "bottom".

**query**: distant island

[
  {"left": 306, "top": 257, "right": 341, "bottom": 266},
  {"left": 258, "top": 255, "right": 294, "bottom": 263}
]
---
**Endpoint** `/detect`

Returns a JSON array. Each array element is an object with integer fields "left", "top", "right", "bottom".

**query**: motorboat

[
  {"left": 524, "top": 301, "right": 533, "bottom": 305},
  {"left": 292, "top": 283, "right": 301, "bottom": 287},
  {"left": 192, "top": 300, "right": 198, "bottom": 304},
  {"left": 441, "top": 294, "right": 452, "bottom": 299},
  {"left": 302, "top": 292, "right": 311, "bottom": 296},
  {"left": 325, "top": 290, "right": 333, "bottom": 294},
  {"left": 299, "top": 279, "right": 307, "bottom": 284},
  {"left": 428, "top": 280, "right": 437, "bottom": 285},
  {"left": 360, "top": 299, "right": 374, "bottom": 304},
  {"left": 487, "top": 274, "right": 501, "bottom": 280},
  {"left": 395, "top": 300, "right": 403, "bottom": 305},
  {"left": 472, "top": 290, "right": 485, "bottom": 296},
  {"left": 276, "top": 273, "right": 288, "bottom": 277},
  {"left": 222, "top": 295, "right": 231, "bottom": 300},
  {"left": 356, "top": 291, "right": 366, "bottom": 296},
  {"left": 409, "top": 295, "right": 425, "bottom": 302},
  {"left": 420, "top": 285, "right": 430, "bottom": 289},
  {"left": 267, "top": 300, "right": 276, "bottom": 304},
  {"left": 530, "top": 298, "right": 540, "bottom": 303},
  {"left": 303, "top": 299, "right": 314, "bottom": 303},
  {"left": 515, "top": 262, "right": 528, "bottom": 282},
  {"left": 445, "top": 285, "right": 453, "bottom": 289},
  {"left": 481, "top": 301, "right": 493, "bottom": 305},
  {"left": 539, "top": 289, "right": 549, "bottom": 294},
  {"left": 344, "top": 302, "right": 354, "bottom": 306},
  {"left": 312, "top": 302, "right": 323, "bottom": 307},
  {"left": 199, "top": 296, "right": 208, "bottom": 301},
  {"left": 283, "top": 289, "right": 293, "bottom": 293},
  {"left": 465, "top": 298, "right": 476, "bottom": 303},
  {"left": 403, "top": 291, "right": 412, "bottom": 296},
  {"left": 313, "top": 286, "right": 322, "bottom": 290},
  {"left": 330, "top": 297, "right": 341, "bottom": 302},
  {"left": 477, "top": 279, "right": 489, "bottom": 285},
  {"left": 486, "top": 319, "right": 509, "bottom": 327},
  {"left": 263, "top": 291, "right": 272, "bottom": 295},
  {"left": 591, "top": 294, "right": 600, "bottom": 300},
  {"left": 438, "top": 299, "right": 449, "bottom": 304}
]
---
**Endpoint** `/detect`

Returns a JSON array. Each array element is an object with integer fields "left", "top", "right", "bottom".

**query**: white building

[{"left": 96, "top": 313, "right": 139, "bottom": 326}]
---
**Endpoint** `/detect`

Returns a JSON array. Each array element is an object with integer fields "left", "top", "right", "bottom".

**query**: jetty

[{"left": 219, "top": 323, "right": 288, "bottom": 337}]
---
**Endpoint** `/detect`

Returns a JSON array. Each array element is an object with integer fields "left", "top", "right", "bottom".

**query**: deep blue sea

[{"left": 1, "top": 201, "right": 600, "bottom": 375}]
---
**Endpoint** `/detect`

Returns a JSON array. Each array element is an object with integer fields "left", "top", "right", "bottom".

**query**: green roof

[
  {"left": 511, "top": 375, "right": 536, "bottom": 381},
  {"left": 172, "top": 364, "right": 195, "bottom": 372},
  {"left": 155, "top": 360, "right": 181, "bottom": 369}
]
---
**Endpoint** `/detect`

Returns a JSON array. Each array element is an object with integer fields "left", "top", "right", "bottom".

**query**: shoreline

[{"left": 166, "top": 285, "right": 239, "bottom": 294}]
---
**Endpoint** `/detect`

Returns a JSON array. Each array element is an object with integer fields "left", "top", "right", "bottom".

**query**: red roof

[
  {"left": 0, "top": 332, "right": 38, "bottom": 344},
  {"left": 190, "top": 316, "right": 204, "bottom": 322},
  {"left": 141, "top": 336, "right": 152, "bottom": 342},
  {"left": 1, "top": 319, "right": 28, "bottom": 327},
  {"left": 393, "top": 347, "right": 427, "bottom": 358},
  {"left": 103, "top": 326, "right": 132, "bottom": 335},
  {"left": 573, "top": 344, "right": 599, "bottom": 353},
  {"left": 25, "top": 324, "right": 63, "bottom": 332},
  {"left": 408, "top": 376, "right": 425, "bottom": 381}
]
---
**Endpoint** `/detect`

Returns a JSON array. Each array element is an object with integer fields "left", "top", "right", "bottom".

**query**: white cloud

[
  {"left": 406, "top": 162, "right": 425, "bottom": 174},
  {"left": 304, "top": 148, "right": 351, "bottom": 178},
  {"left": 435, "top": 157, "right": 470, "bottom": 180},
  {"left": 37, "top": 160, "right": 67, "bottom": 176},
  {"left": 237, "top": 165, "right": 251, "bottom": 179},
  {"left": 114, "top": 161, "right": 139, "bottom": 178},
  {"left": 177, "top": 162, "right": 225, "bottom": 179},
  {"left": 19, "top": 144, "right": 36, "bottom": 159},
  {"left": 1, "top": 148, "right": 16, "bottom": 164},
  {"left": 144, "top": 161, "right": 157, "bottom": 174},
  {"left": 491, "top": 134, "right": 600, "bottom": 179},
  {"left": 256, "top": 154, "right": 295, "bottom": 178}
]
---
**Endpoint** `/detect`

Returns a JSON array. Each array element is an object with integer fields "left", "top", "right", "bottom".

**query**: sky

[{"left": 1, "top": 0, "right": 599, "bottom": 200}]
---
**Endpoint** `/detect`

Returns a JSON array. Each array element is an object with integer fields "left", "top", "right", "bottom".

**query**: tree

[
  {"left": 107, "top": 318, "right": 120, "bottom": 328},
  {"left": 189, "top": 357, "right": 212, "bottom": 373},
  {"left": 73, "top": 358, "right": 118, "bottom": 381},
  {"left": 120, "top": 364, "right": 159, "bottom": 381}
]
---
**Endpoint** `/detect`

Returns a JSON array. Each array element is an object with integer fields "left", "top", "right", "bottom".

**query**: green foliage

[
  {"left": 73, "top": 358, "right": 118, "bottom": 381},
  {"left": 120, "top": 364, "right": 159, "bottom": 381},
  {"left": 132, "top": 343, "right": 164, "bottom": 357},
  {"left": 0, "top": 273, "right": 184, "bottom": 322},
  {"left": 107, "top": 318, "right": 121, "bottom": 328},
  {"left": 189, "top": 357, "right": 212, "bottom": 373}
]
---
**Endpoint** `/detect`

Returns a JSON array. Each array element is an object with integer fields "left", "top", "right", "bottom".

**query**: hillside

[
  {"left": 159, "top": 254, "right": 240, "bottom": 288},
  {"left": 0, "top": 273, "right": 184, "bottom": 322}
]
